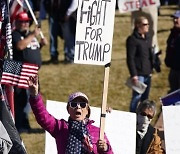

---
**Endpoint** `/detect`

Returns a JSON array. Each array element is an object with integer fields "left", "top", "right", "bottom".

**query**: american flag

[
  {"left": 1, "top": 60, "right": 38, "bottom": 89},
  {"left": 9, "top": 0, "right": 27, "bottom": 27}
]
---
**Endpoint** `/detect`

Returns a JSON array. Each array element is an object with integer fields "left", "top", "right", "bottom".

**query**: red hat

[{"left": 16, "top": 12, "right": 31, "bottom": 21}]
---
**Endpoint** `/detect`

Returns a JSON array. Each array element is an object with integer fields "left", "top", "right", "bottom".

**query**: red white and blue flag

[
  {"left": 1, "top": 60, "right": 38, "bottom": 89},
  {"left": 9, "top": 0, "right": 27, "bottom": 27}
]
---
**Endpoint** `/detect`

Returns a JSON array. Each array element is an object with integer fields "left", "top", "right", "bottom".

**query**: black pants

[{"left": 14, "top": 87, "right": 30, "bottom": 131}]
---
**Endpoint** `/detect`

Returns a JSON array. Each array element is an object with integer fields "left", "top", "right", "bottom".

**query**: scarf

[
  {"left": 65, "top": 119, "right": 93, "bottom": 154},
  {"left": 137, "top": 114, "right": 152, "bottom": 139}
]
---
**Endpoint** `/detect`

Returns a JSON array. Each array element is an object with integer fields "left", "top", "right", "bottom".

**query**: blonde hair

[{"left": 134, "top": 16, "right": 148, "bottom": 28}]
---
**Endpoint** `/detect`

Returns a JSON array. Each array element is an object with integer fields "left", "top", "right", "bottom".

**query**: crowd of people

[{"left": 0, "top": 1, "right": 180, "bottom": 153}]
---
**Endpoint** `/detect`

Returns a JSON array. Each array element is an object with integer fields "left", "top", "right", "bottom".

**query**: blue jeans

[
  {"left": 39, "top": 0, "right": 46, "bottom": 20},
  {"left": 49, "top": 15, "right": 61, "bottom": 59},
  {"left": 130, "top": 75, "right": 151, "bottom": 112},
  {"left": 61, "top": 20, "right": 75, "bottom": 61}
]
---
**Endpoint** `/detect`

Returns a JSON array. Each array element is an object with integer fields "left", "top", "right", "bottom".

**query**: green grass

[{"left": 20, "top": 6, "right": 177, "bottom": 154}]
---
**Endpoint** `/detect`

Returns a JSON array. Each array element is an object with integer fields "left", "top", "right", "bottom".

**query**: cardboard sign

[
  {"left": 118, "top": 0, "right": 160, "bottom": 13},
  {"left": 162, "top": 106, "right": 180, "bottom": 154},
  {"left": 45, "top": 100, "right": 136, "bottom": 154},
  {"left": 74, "top": 0, "right": 116, "bottom": 65}
]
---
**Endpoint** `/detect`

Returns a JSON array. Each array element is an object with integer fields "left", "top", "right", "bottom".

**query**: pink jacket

[{"left": 29, "top": 94, "right": 113, "bottom": 154}]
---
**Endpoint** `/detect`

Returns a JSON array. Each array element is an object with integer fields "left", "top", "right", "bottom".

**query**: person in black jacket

[
  {"left": 126, "top": 16, "right": 153, "bottom": 112},
  {"left": 165, "top": 10, "right": 180, "bottom": 93}
]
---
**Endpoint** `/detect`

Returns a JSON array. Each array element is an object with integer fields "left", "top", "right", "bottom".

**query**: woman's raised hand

[{"left": 28, "top": 75, "right": 39, "bottom": 96}]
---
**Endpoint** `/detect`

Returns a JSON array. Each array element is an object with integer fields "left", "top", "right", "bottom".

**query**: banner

[
  {"left": 161, "top": 89, "right": 180, "bottom": 106},
  {"left": 74, "top": 0, "right": 116, "bottom": 65},
  {"left": 0, "top": 85, "right": 27, "bottom": 153},
  {"left": 118, "top": 0, "right": 160, "bottom": 13},
  {"left": 0, "top": 0, "right": 13, "bottom": 60}
]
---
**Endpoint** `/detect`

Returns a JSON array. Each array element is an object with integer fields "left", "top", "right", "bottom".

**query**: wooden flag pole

[
  {"left": 24, "top": 0, "right": 44, "bottom": 39},
  {"left": 99, "top": 63, "right": 110, "bottom": 140}
]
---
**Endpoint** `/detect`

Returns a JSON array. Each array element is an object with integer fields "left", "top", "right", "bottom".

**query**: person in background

[
  {"left": 136, "top": 100, "right": 164, "bottom": 154},
  {"left": 27, "top": 75, "right": 113, "bottom": 154},
  {"left": 12, "top": 12, "right": 47, "bottom": 133},
  {"left": 44, "top": 0, "right": 78, "bottom": 64},
  {"left": 165, "top": 10, "right": 180, "bottom": 93},
  {"left": 126, "top": 16, "right": 153, "bottom": 112},
  {"left": 131, "top": 5, "right": 159, "bottom": 54}
]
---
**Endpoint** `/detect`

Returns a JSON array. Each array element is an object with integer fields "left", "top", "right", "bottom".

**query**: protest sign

[
  {"left": 74, "top": 0, "right": 116, "bottom": 65},
  {"left": 118, "top": 0, "right": 160, "bottom": 13},
  {"left": 162, "top": 106, "right": 180, "bottom": 154},
  {"left": 45, "top": 100, "right": 136, "bottom": 154}
]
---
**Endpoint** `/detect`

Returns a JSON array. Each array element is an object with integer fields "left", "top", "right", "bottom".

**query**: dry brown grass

[{"left": 20, "top": 6, "right": 178, "bottom": 154}]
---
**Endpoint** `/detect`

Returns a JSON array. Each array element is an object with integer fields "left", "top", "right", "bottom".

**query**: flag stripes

[{"left": 1, "top": 60, "right": 38, "bottom": 89}]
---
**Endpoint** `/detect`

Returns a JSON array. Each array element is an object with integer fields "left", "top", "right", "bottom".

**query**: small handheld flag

[{"left": 1, "top": 60, "right": 38, "bottom": 89}]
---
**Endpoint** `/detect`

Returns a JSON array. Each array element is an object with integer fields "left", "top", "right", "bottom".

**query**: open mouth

[{"left": 76, "top": 111, "right": 81, "bottom": 115}]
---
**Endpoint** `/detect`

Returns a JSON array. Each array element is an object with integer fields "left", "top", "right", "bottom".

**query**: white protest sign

[
  {"left": 118, "top": 0, "right": 160, "bottom": 13},
  {"left": 74, "top": 0, "right": 116, "bottom": 65},
  {"left": 162, "top": 106, "right": 180, "bottom": 154},
  {"left": 45, "top": 100, "right": 136, "bottom": 154}
]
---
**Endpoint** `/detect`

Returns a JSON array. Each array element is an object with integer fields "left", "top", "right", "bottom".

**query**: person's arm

[
  {"left": 39, "top": 37, "right": 48, "bottom": 49},
  {"left": 66, "top": 0, "right": 78, "bottom": 16},
  {"left": 126, "top": 36, "right": 138, "bottom": 84},
  {"left": 64, "top": 0, "right": 78, "bottom": 21},
  {"left": 28, "top": 76, "right": 60, "bottom": 136}
]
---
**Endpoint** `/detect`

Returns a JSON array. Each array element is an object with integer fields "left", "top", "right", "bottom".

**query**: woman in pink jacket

[{"left": 28, "top": 76, "right": 113, "bottom": 154}]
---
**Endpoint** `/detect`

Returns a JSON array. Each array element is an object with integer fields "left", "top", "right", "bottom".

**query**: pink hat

[
  {"left": 16, "top": 12, "right": 31, "bottom": 21},
  {"left": 68, "top": 92, "right": 89, "bottom": 103}
]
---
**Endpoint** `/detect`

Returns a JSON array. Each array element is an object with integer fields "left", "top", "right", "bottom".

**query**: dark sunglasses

[
  {"left": 140, "top": 112, "right": 153, "bottom": 119},
  {"left": 69, "top": 102, "right": 87, "bottom": 109},
  {"left": 142, "top": 23, "right": 149, "bottom": 26}
]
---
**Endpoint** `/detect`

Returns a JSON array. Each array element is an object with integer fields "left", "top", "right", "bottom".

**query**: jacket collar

[{"left": 133, "top": 29, "right": 150, "bottom": 40}]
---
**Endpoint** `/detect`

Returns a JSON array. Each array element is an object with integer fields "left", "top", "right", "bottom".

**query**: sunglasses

[
  {"left": 69, "top": 102, "right": 87, "bottom": 109},
  {"left": 142, "top": 23, "right": 149, "bottom": 26},
  {"left": 140, "top": 112, "right": 153, "bottom": 119}
]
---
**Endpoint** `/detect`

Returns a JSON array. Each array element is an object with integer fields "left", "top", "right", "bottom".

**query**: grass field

[{"left": 20, "top": 6, "right": 178, "bottom": 154}]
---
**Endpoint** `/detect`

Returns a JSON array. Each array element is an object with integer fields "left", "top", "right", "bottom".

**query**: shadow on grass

[
  {"left": 28, "top": 128, "right": 45, "bottom": 134},
  {"left": 42, "top": 60, "right": 73, "bottom": 65},
  {"left": 158, "top": 29, "right": 170, "bottom": 33}
]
